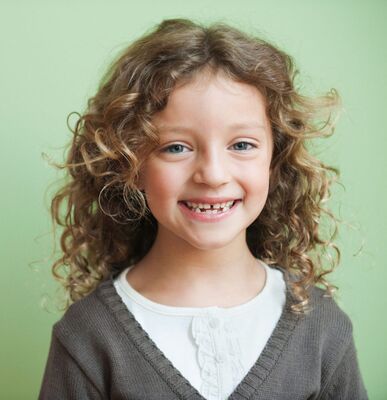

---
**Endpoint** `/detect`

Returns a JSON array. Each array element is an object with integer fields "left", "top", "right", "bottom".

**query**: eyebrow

[{"left": 157, "top": 122, "right": 266, "bottom": 133}]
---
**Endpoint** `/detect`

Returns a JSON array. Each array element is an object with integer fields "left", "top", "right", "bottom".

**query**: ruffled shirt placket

[{"left": 192, "top": 311, "right": 245, "bottom": 400}]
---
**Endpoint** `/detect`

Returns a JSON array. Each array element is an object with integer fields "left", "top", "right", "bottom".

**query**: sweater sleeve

[
  {"left": 321, "top": 333, "right": 368, "bottom": 400},
  {"left": 39, "top": 331, "right": 103, "bottom": 400}
]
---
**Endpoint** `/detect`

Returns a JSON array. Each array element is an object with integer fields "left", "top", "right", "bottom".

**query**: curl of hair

[{"left": 50, "top": 18, "right": 341, "bottom": 313}]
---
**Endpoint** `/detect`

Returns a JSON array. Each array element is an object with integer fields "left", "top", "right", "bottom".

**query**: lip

[
  {"left": 178, "top": 199, "right": 241, "bottom": 223},
  {"left": 180, "top": 197, "right": 241, "bottom": 205}
]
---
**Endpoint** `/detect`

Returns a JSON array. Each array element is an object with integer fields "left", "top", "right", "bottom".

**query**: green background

[{"left": 1, "top": 1, "right": 386, "bottom": 398}]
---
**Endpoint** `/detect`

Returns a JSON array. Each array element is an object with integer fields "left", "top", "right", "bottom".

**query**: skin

[{"left": 127, "top": 69, "right": 274, "bottom": 308}]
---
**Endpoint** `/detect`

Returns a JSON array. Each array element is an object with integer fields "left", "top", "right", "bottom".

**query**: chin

[{"left": 185, "top": 235, "right": 237, "bottom": 251}]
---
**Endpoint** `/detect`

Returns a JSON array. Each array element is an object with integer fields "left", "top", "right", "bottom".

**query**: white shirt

[{"left": 114, "top": 261, "right": 286, "bottom": 400}]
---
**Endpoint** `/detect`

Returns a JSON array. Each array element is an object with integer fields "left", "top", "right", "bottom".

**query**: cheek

[
  {"left": 244, "top": 168, "right": 271, "bottom": 200},
  {"left": 143, "top": 162, "right": 184, "bottom": 203}
]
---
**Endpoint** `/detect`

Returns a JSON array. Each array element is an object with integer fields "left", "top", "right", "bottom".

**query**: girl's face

[{"left": 140, "top": 70, "right": 273, "bottom": 251}]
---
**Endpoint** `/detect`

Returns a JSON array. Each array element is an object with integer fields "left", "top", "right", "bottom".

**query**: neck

[{"left": 128, "top": 226, "right": 266, "bottom": 307}]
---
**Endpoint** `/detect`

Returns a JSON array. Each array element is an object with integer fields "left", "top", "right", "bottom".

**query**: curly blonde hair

[{"left": 50, "top": 18, "right": 341, "bottom": 314}]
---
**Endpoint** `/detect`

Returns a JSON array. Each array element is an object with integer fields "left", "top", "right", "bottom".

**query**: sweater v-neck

[{"left": 97, "top": 265, "right": 301, "bottom": 400}]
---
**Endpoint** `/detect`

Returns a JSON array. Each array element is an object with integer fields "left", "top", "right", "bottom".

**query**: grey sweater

[{"left": 39, "top": 269, "right": 368, "bottom": 399}]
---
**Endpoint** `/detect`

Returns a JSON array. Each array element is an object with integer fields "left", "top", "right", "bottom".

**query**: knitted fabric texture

[{"left": 39, "top": 269, "right": 368, "bottom": 399}]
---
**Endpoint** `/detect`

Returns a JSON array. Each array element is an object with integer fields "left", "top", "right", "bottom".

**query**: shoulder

[
  {"left": 292, "top": 285, "right": 355, "bottom": 365},
  {"left": 276, "top": 265, "right": 354, "bottom": 346},
  {"left": 52, "top": 277, "right": 123, "bottom": 350},
  {"left": 308, "top": 285, "right": 353, "bottom": 337},
  {"left": 302, "top": 287, "right": 367, "bottom": 397}
]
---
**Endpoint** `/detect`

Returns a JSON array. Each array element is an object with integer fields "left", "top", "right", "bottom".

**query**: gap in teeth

[{"left": 185, "top": 200, "right": 235, "bottom": 212}]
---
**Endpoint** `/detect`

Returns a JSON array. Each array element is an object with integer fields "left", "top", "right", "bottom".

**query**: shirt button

[{"left": 209, "top": 317, "right": 219, "bottom": 329}]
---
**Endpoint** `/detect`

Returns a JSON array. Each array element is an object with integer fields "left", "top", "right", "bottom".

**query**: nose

[{"left": 192, "top": 148, "right": 231, "bottom": 187}]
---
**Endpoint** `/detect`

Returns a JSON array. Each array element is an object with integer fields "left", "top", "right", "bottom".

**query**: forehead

[{"left": 152, "top": 70, "right": 270, "bottom": 133}]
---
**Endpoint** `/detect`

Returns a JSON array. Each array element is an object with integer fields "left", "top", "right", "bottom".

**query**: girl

[{"left": 39, "top": 18, "right": 368, "bottom": 399}]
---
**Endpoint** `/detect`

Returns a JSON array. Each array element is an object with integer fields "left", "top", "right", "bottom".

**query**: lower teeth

[{"left": 194, "top": 208, "right": 227, "bottom": 214}]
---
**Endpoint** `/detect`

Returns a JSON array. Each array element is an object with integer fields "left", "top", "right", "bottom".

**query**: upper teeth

[{"left": 185, "top": 201, "right": 234, "bottom": 209}]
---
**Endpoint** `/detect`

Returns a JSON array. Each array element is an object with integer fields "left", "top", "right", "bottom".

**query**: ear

[
  {"left": 135, "top": 180, "right": 144, "bottom": 192},
  {"left": 135, "top": 169, "right": 145, "bottom": 192}
]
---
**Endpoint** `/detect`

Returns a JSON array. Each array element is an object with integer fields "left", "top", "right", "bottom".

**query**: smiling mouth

[{"left": 179, "top": 200, "right": 240, "bottom": 214}]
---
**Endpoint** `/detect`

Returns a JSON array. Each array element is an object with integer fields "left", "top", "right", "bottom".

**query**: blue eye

[
  {"left": 162, "top": 144, "right": 189, "bottom": 154},
  {"left": 231, "top": 141, "right": 256, "bottom": 151},
  {"left": 161, "top": 141, "right": 256, "bottom": 154}
]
